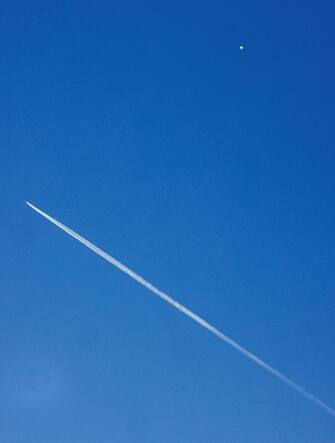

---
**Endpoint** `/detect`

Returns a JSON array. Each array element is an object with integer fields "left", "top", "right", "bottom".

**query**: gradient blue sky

[{"left": 1, "top": 1, "right": 335, "bottom": 441}]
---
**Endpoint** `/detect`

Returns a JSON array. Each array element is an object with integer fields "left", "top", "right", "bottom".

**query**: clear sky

[{"left": 1, "top": 1, "right": 335, "bottom": 442}]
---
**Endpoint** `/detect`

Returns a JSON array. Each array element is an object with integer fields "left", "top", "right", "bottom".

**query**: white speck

[{"left": 240, "top": 45, "right": 244, "bottom": 50}]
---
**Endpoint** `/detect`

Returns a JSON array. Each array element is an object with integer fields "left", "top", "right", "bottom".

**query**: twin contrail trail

[{"left": 26, "top": 201, "right": 335, "bottom": 418}]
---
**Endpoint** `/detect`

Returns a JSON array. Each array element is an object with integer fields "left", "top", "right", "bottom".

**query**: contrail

[{"left": 26, "top": 201, "right": 335, "bottom": 418}]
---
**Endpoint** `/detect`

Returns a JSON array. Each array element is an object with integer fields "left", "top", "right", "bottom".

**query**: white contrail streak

[{"left": 26, "top": 201, "right": 335, "bottom": 418}]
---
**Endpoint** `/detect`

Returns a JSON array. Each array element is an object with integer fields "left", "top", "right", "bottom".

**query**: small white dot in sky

[{"left": 240, "top": 45, "right": 244, "bottom": 50}]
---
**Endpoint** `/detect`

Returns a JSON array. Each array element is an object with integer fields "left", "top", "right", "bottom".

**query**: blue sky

[{"left": 1, "top": 1, "right": 335, "bottom": 441}]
